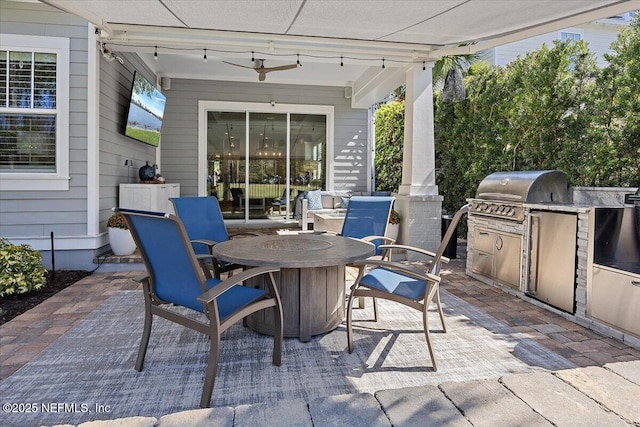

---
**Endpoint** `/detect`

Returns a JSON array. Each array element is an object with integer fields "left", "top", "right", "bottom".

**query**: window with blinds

[{"left": 0, "top": 49, "right": 58, "bottom": 172}]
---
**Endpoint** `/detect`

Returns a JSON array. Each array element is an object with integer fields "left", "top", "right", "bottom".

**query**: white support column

[
  {"left": 396, "top": 62, "right": 443, "bottom": 255},
  {"left": 399, "top": 63, "right": 438, "bottom": 197}
]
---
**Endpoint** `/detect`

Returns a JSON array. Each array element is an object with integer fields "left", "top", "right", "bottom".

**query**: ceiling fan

[{"left": 222, "top": 59, "right": 300, "bottom": 81}]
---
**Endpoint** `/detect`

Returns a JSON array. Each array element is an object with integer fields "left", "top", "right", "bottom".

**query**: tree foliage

[
  {"left": 374, "top": 100, "right": 404, "bottom": 192},
  {"left": 375, "top": 16, "right": 640, "bottom": 214},
  {"left": 589, "top": 18, "right": 640, "bottom": 185}
]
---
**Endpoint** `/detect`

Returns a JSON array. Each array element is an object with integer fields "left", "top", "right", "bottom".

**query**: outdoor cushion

[
  {"left": 306, "top": 190, "right": 323, "bottom": 210},
  {"left": 321, "top": 194, "right": 335, "bottom": 209},
  {"left": 212, "top": 281, "right": 269, "bottom": 320},
  {"left": 359, "top": 267, "right": 427, "bottom": 301}
]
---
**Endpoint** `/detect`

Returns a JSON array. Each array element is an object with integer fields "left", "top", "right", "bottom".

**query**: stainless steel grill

[{"left": 469, "top": 170, "right": 571, "bottom": 221}]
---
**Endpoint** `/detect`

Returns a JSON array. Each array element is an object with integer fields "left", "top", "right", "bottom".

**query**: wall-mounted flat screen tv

[{"left": 124, "top": 71, "right": 166, "bottom": 147}]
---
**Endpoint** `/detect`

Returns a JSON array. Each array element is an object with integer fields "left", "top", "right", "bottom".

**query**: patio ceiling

[{"left": 42, "top": 0, "right": 640, "bottom": 106}]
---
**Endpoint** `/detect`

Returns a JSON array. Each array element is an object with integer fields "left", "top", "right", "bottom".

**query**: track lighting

[
  {"left": 154, "top": 46, "right": 158, "bottom": 60},
  {"left": 203, "top": 49, "right": 207, "bottom": 63}
]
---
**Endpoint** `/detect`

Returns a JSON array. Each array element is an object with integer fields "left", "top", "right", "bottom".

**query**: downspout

[{"left": 87, "top": 24, "right": 101, "bottom": 242}]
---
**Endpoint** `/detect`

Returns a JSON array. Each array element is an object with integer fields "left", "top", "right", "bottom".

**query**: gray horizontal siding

[
  {"left": 161, "top": 79, "right": 369, "bottom": 197},
  {"left": 98, "top": 51, "right": 157, "bottom": 230},
  {"left": 0, "top": 0, "right": 89, "bottom": 239}
]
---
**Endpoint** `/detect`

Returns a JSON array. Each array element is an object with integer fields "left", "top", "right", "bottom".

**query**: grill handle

[{"left": 529, "top": 213, "right": 541, "bottom": 294}]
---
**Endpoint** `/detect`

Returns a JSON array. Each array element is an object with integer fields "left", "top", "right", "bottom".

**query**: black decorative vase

[{"left": 138, "top": 161, "right": 155, "bottom": 182}]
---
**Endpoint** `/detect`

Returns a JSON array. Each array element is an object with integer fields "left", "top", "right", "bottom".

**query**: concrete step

[
  {"left": 72, "top": 362, "right": 640, "bottom": 427},
  {"left": 501, "top": 372, "right": 628, "bottom": 426}
]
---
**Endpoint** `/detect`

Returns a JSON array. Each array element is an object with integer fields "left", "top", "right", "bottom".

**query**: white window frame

[
  {"left": 559, "top": 29, "right": 584, "bottom": 42},
  {"left": 197, "top": 100, "right": 335, "bottom": 198},
  {"left": 0, "top": 34, "right": 70, "bottom": 191}
]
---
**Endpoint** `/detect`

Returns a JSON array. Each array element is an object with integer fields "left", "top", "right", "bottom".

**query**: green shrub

[
  {"left": 374, "top": 100, "right": 404, "bottom": 192},
  {"left": 0, "top": 237, "right": 47, "bottom": 297}
]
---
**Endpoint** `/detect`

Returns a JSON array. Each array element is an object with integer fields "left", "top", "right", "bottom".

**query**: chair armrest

[
  {"left": 134, "top": 274, "right": 149, "bottom": 283},
  {"left": 350, "top": 259, "right": 441, "bottom": 283},
  {"left": 197, "top": 266, "right": 280, "bottom": 304},
  {"left": 191, "top": 238, "right": 220, "bottom": 248},
  {"left": 196, "top": 253, "right": 216, "bottom": 261},
  {"left": 378, "top": 244, "right": 450, "bottom": 264},
  {"left": 361, "top": 235, "right": 396, "bottom": 245}
]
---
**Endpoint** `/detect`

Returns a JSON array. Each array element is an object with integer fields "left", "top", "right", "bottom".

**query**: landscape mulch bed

[{"left": 0, "top": 270, "right": 91, "bottom": 326}]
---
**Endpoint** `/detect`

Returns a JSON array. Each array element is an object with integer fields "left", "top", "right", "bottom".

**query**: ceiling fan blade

[
  {"left": 262, "top": 64, "right": 300, "bottom": 73},
  {"left": 222, "top": 61, "right": 257, "bottom": 70}
]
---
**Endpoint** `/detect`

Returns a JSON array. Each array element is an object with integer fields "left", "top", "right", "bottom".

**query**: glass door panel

[
  {"left": 205, "top": 109, "right": 327, "bottom": 221},
  {"left": 206, "top": 111, "right": 245, "bottom": 219},
  {"left": 249, "top": 112, "right": 287, "bottom": 219},
  {"left": 290, "top": 114, "right": 326, "bottom": 196}
]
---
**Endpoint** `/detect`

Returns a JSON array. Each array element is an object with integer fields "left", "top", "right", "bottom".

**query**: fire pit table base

[{"left": 245, "top": 265, "right": 345, "bottom": 342}]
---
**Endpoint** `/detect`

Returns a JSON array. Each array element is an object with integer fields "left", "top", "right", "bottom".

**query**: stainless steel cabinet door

[
  {"left": 494, "top": 233, "right": 522, "bottom": 289},
  {"left": 530, "top": 211, "right": 577, "bottom": 312}
]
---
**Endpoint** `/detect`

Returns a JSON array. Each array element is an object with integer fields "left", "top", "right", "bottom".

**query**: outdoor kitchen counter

[
  {"left": 469, "top": 182, "right": 640, "bottom": 350},
  {"left": 522, "top": 202, "right": 640, "bottom": 348},
  {"left": 524, "top": 203, "right": 591, "bottom": 213}
]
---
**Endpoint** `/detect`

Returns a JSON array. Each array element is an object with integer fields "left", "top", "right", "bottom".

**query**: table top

[{"left": 211, "top": 234, "right": 375, "bottom": 269}]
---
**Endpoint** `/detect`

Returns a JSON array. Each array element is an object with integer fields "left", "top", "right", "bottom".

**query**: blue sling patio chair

[
  {"left": 346, "top": 204, "right": 469, "bottom": 371},
  {"left": 120, "top": 209, "right": 283, "bottom": 408},
  {"left": 340, "top": 196, "right": 395, "bottom": 309},
  {"left": 170, "top": 196, "right": 259, "bottom": 278},
  {"left": 340, "top": 196, "right": 396, "bottom": 257}
]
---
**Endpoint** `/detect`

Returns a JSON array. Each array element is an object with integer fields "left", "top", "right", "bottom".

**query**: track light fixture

[
  {"left": 203, "top": 49, "right": 207, "bottom": 63},
  {"left": 154, "top": 46, "right": 158, "bottom": 60}
]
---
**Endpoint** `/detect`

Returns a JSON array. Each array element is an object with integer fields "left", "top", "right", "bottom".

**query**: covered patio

[
  {"left": 1, "top": 252, "right": 639, "bottom": 425},
  {"left": 2, "top": 1, "right": 639, "bottom": 425}
]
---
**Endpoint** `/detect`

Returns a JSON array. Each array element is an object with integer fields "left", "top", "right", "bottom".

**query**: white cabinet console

[{"left": 119, "top": 183, "right": 180, "bottom": 214}]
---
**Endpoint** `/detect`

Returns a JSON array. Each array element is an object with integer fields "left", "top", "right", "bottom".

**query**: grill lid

[{"left": 476, "top": 170, "right": 570, "bottom": 203}]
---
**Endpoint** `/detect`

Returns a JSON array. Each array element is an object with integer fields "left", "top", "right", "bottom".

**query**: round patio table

[{"left": 211, "top": 233, "right": 375, "bottom": 342}]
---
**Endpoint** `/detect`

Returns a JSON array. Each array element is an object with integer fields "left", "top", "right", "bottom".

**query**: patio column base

[{"left": 394, "top": 194, "right": 443, "bottom": 261}]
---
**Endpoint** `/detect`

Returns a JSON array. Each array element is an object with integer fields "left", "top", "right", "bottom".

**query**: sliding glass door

[{"left": 205, "top": 107, "right": 327, "bottom": 220}]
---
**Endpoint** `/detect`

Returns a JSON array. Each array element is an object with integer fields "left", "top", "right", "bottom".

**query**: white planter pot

[
  {"left": 108, "top": 227, "right": 136, "bottom": 256},
  {"left": 386, "top": 223, "right": 400, "bottom": 242}
]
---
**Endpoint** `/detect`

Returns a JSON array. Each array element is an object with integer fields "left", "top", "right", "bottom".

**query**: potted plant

[
  {"left": 106, "top": 212, "right": 136, "bottom": 255},
  {"left": 386, "top": 209, "right": 401, "bottom": 241}
]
